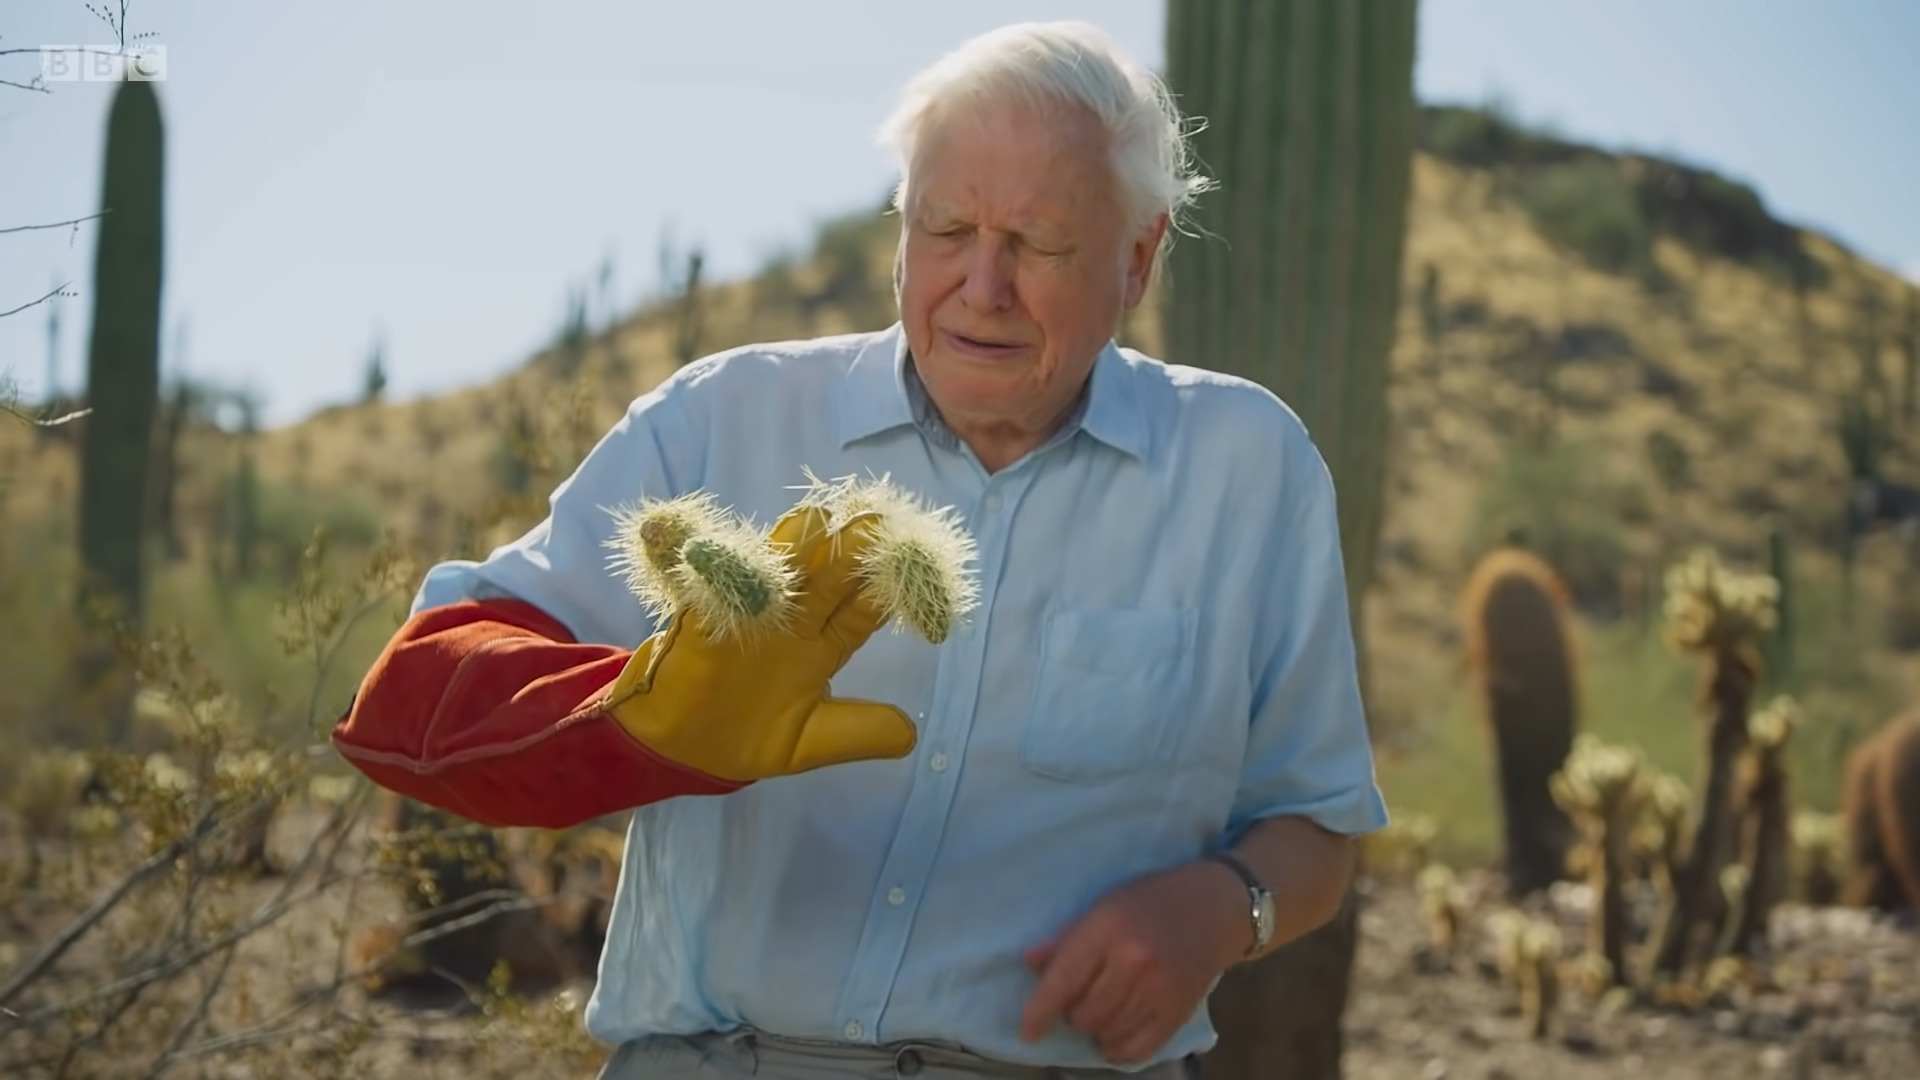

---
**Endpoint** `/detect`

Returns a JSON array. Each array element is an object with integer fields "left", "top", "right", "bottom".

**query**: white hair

[{"left": 875, "top": 21, "right": 1214, "bottom": 247}]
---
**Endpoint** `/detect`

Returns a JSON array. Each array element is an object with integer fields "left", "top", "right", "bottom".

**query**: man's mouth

[{"left": 943, "top": 330, "right": 1027, "bottom": 357}]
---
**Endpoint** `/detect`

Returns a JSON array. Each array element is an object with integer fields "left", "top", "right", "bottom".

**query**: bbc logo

[{"left": 40, "top": 44, "right": 169, "bottom": 83}]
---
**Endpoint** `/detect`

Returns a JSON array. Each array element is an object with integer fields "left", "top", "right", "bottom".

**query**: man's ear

[{"left": 1123, "top": 213, "right": 1170, "bottom": 310}]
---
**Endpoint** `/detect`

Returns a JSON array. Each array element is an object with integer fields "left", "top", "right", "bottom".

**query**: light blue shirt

[{"left": 410, "top": 323, "right": 1390, "bottom": 1070}]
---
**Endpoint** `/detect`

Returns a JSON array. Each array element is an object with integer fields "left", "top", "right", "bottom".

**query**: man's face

[{"left": 895, "top": 96, "right": 1166, "bottom": 451}]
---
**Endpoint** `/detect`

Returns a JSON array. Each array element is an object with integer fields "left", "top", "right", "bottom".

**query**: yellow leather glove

[{"left": 600, "top": 503, "right": 916, "bottom": 782}]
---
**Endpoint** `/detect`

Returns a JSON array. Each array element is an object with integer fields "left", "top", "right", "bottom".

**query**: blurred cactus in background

[
  {"left": 1462, "top": 546, "right": 1581, "bottom": 898},
  {"left": 72, "top": 74, "right": 167, "bottom": 744}
]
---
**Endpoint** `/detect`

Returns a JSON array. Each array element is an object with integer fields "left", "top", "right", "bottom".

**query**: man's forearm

[
  {"left": 1202, "top": 815, "right": 1357, "bottom": 967},
  {"left": 331, "top": 598, "right": 748, "bottom": 830}
]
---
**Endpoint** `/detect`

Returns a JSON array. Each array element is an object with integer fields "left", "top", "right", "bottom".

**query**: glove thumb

[{"left": 788, "top": 698, "right": 918, "bottom": 774}]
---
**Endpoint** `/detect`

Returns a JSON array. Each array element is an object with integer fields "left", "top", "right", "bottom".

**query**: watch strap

[
  {"left": 1206, "top": 852, "right": 1271, "bottom": 956},
  {"left": 1207, "top": 851, "right": 1262, "bottom": 893}
]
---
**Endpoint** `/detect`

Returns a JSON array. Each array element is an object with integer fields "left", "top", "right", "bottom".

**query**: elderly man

[{"left": 332, "top": 19, "right": 1388, "bottom": 1080}]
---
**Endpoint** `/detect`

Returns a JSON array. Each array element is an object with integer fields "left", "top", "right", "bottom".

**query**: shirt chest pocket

[{"left": 1019, "top": 608, "right": 1198, "bottom": 784}]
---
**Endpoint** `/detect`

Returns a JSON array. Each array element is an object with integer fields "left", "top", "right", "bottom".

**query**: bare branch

[
  {"left": 0, "top": 809, "right": 219, "bottom": 1011},
  {"left": 0, "top": 281, "right": 75, "bottom": 320},
  {"left": 0, "top": 211, "right": 108, "bottom": 235},
  {"left": 0, "top": 77, "right": 49, "bottom": 93},
  {"left": 5, "top": 790, "right": 365, "bottom": 1028},
  {"left": 3, "top": 403, "right": 92, "bottom": 427}
]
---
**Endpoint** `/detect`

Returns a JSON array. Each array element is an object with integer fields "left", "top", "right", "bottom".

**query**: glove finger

[
  {"left": 766, "top": 504, "right": 835, "bottom": 570},
  {"left": 787, "top": 512, "right": 885, "bottom": 636},
  {"left": 788, "top": 699, "right": 917, "bottom": 773},
  {"left": 819, "top": 575, "right": 892, "bottom": 660}
]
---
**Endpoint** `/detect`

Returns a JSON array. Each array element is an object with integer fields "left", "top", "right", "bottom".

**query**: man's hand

[{"left": 1018, "top": 860, "right": 1247, "bottom": 1065}]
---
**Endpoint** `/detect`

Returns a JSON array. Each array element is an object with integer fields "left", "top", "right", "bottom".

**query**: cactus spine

[
  {"left": 605, "top": 473, "right": 978, "bottom": 645},
  {"left": 1462, "top": 547, "right": 1582, "bottom": 897},
  {"left": 1160, "top": 4, "right": 1419, "bottom": 1077},
  {"left": 73, "top": 75, "right": 166, "bottom": 741}
]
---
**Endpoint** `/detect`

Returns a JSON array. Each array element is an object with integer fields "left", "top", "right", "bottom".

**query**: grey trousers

[{"left": 597, "top": 1028, "right": 1201, "bottom": 1080}]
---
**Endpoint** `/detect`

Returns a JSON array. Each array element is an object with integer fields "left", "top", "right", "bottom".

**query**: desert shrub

[
  {"left": 1645, "top": 429, "right": 1692, "bottom": 492},
  {"left": 1520, "top": 159, "right": 1652, "bottom": 275},
  {"left": 0, "top": 450, "right": 614, "bottom": 1079},
  {"left": 1426, "top": 105, "right": 1526, "bottom": 168},
  {"left": 1419, "top": 103, "right": 1583, "bottom": 169},
  {"left": 1464, "top": 438, "right": 1644, "bottom": 613},
  {"left": 1630, "top": 158, "right": 1808, "bottom": 275}
]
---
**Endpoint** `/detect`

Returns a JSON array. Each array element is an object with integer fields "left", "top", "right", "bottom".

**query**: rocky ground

[
  {"left": 1344, "top": 871, "right": 1920, "bottom": 1080},
  {"left": 4, "top": 810, "right": 1915, "bottom": 1079}
]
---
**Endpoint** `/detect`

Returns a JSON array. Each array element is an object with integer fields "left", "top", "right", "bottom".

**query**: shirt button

[
  {"left": 887, "top": 887, "right": 906, "bottom": 906},
  {"left": 930, "top": 753, "right": 948, "bottom": 772},
  {"left": 845, "top": 1020, "right": 863, "bottom": 1041},
  {"left": 983, "top": 494, "right": 1003, "bottom": 513}
]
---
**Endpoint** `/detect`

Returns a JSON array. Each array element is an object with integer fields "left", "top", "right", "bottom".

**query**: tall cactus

[
  {"left": 1462, "top": 546, "right": 1581, "bottom": 898},
  {"left": 1762, "top": 518, "right": 1794, "bottom": 688},
  {"left": 73, "top": 75, "right": 166, "bottom": 742},
  {"left": 1159, "top": 3, "right": 1419, "bottom": 1079}
]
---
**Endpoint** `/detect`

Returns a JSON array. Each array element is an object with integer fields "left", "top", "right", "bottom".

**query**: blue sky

[{"left": 4, "top": 0, "right": 1916, "bottom": 429}]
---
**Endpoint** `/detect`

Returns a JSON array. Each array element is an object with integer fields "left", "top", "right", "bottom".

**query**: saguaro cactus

[
  {"left": 1160, "top": 4, "right": 1420, "bottom": 1078},
  {"left": 73, "top": 75, "right": 166, "bottom": 741},
  {"left": 1462, "top": 547, "right": 1581, "bottom": 897}
]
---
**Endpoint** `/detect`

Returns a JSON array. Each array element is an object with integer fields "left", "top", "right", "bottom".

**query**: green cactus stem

[
  {"left": 1159, "top": 4, "right": 1419, "bottom": 1076},
  {"left": 73, "top": 75, "right": 166, "bottom": 741}
]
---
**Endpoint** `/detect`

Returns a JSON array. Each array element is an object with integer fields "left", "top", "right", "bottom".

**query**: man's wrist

[{"left": 1199, "top": 853, "right": 1265, "bottom": 966}]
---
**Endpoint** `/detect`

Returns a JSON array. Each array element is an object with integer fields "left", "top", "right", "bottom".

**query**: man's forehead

[{"left": 910, "top": 189, "right": 1078, "bottom": 236}]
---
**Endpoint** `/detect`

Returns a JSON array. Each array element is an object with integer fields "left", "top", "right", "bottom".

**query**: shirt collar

[{"left": 835, "top": 323, "right": 1150, "bottom": 463}]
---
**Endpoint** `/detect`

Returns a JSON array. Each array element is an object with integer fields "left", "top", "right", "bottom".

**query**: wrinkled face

[{"left": 894, "top": 95, "right": 1166, "bottom": 458}]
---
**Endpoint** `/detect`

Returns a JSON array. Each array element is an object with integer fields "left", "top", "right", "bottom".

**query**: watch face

[{"left": 1254, "top": 895, "right": 1276, "bottom": 943}]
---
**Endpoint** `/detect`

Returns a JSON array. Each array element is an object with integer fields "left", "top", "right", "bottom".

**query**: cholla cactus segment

[
  {"left": 673, "top": 536, "right": 794, "bottom": 635},
  {"left": 1417, "top": 862, "right": 1468, "bottom": 954},
  {"left": 1749, "top": 695, "right": 1803, "bottom": 750},
  {"left": 1631, "top": 767, "right": 1692, "bottom": 863},
  {"left": 1488, "top": 908, "right": 1562, "bottom": 981},
  {"left": 1550, "top": 734, "right": 1650, "bottom": 828},
  {"left": 1791, "top": 810, "right": 1842, "bottom": 859},
  {"left": 604, "top": 492, "right": 737, "bottom": 623},
  {"left": 1662, "top": 548, "right": 1780, "bottom": 656},
  {"left": 603, "top": 491, "right": 800, "bottom": 640},
  {"left": 1361, "top": 812, "right": 1438, "bottom": 878},
  {"left": 1720, "top": 861, "right": 1752, "bottom": 905},
  {"left": 790, "top": 468, "right": 980, "bottom": 644}
]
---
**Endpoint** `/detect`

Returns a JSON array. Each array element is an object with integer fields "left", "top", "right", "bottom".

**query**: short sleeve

[
  {"left": 409, "top": 373, "right": 707, "bottom": 649},
  {"left": 1226, "top": 424, "right": 1391, "bottom": 843}
]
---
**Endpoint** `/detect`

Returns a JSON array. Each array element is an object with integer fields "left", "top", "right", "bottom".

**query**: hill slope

[{"left": 5, "top": 118, "right": 1918, "bottom": 856}]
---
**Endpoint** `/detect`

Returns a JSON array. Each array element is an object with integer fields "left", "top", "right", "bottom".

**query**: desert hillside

[{"left": 4, "top": 107, "right": 1918, "bottom": 841}]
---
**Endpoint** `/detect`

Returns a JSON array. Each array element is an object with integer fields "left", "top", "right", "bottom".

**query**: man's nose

[{"left": 959, "top": 237, "right": 1015, "bottom": 312}]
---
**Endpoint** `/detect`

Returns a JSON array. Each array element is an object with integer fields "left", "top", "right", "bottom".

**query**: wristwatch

[{"left": 1207, "top": 852, "right": 1275, "bottom": 958}]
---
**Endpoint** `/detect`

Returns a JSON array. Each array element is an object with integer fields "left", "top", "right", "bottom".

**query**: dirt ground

[
  {"left": 1342, "top": 871, "right": 1920, "bottom": 1080},
  {"left": 4, "top": 808, "right": 1915, "bottom": 1079}
]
